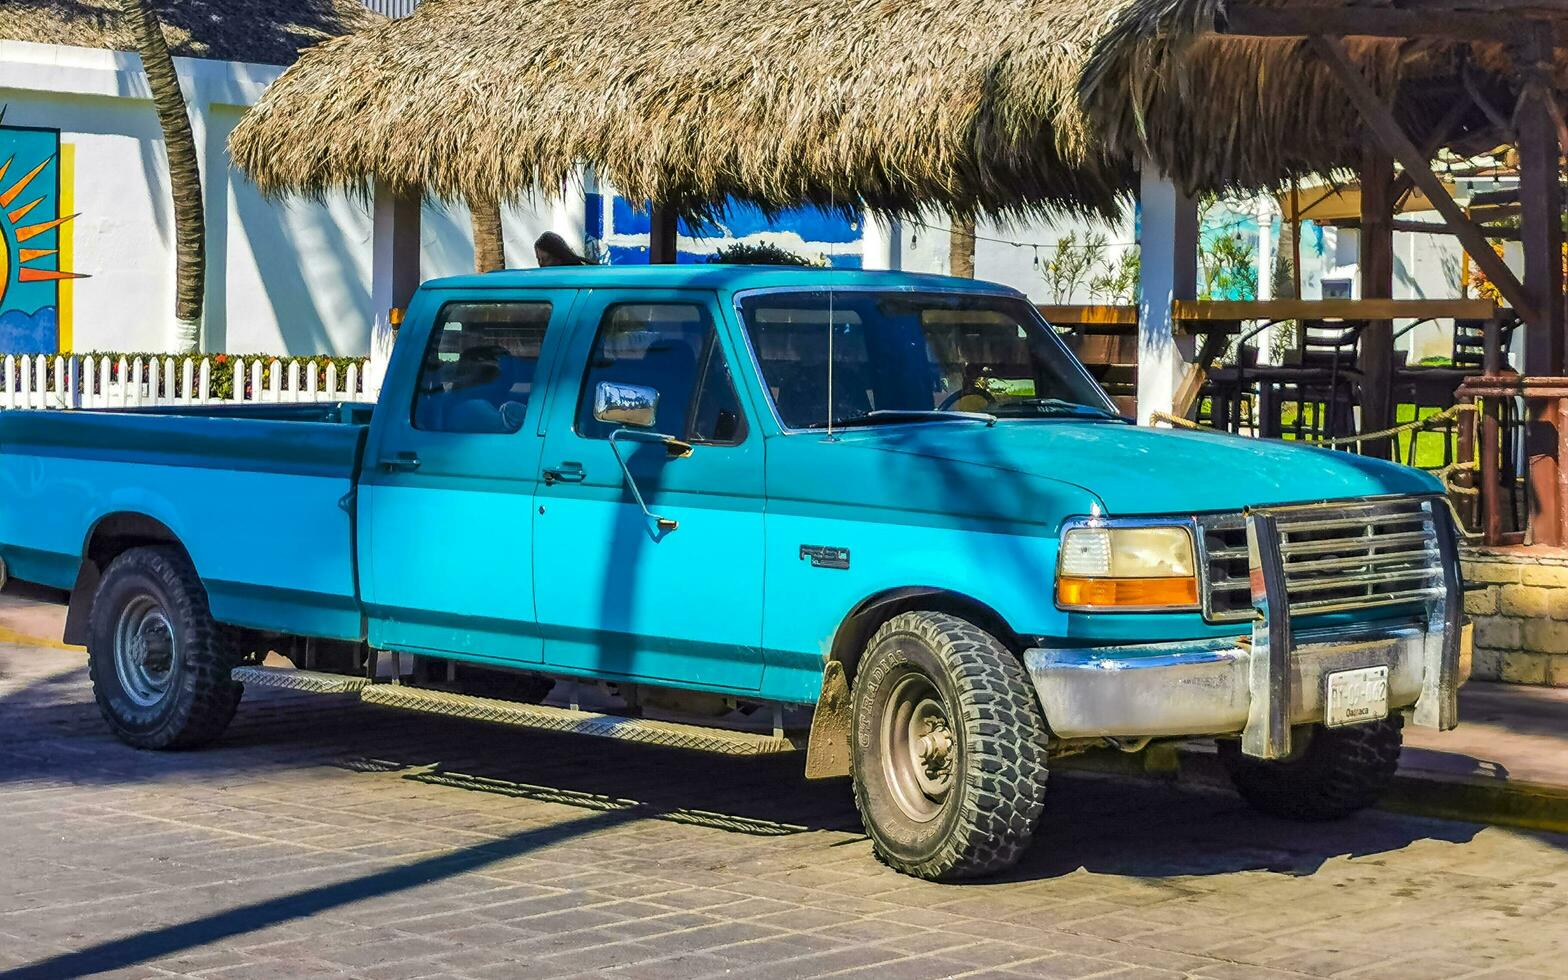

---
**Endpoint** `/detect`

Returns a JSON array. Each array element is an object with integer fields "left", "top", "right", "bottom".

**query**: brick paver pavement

[{"left": 4, "top": 639, "right": 1568, "bottom": 980}]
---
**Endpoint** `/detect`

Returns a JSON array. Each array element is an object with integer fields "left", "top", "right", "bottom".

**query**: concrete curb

[
  {"left": 1061, "top": 743, "right": 1568, "bottom": 836},
  {"left": 0, "top": 625, "right": 78, "bottom": 651}
]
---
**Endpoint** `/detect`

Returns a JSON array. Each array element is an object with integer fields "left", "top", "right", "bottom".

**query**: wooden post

[
  {"left": 1358, "top": 146, "right": 1396, "bottom": 459},
  {"left": 1482, "top": 393, "right": 1503, "bottom": 545},
  {"left": 370, "top": 183, "right": 420, "bottom": 392},
  {"left": 950, "top": 216, "right": 976, "bottom": 278},
  {"left": 649, "top": 204, "right": 679, "bottom": 264},
  {"left": 1516, "top": 23, "right": 1565, "bottom": 545},
  {"left": 1517, "top": 27, "right": 1565, "bottom": 377},
  {"left": 1456, "top": 392, "right": 1477, "bottom": 529}
]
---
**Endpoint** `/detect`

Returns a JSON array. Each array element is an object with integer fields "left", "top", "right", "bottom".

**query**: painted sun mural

[{"left": 0, "top": 110, "right": 85, "bottom": 355}]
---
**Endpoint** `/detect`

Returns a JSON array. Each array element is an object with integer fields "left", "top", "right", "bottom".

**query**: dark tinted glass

[
  {"left": 576, "top": 303, "right": 745, "bottom": 444},
  {"left": 412, "top": 302, "right": 552, "bottom": 433},
  {"left": 738, "top": 291, "right": 1113, "bottom": 429}
]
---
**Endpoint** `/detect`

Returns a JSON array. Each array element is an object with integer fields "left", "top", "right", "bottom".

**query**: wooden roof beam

[
  {"left": 1307, "top": 34, "right": 1539, "bottom": 327},
  {"left": 1392, "top": 1, "right": 1568, "bottom": 14},
  {"left": 1225, "top": 4, "right": 1564, "bottom": 44}
]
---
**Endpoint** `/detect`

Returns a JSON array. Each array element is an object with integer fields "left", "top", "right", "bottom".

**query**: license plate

[{"left": 1326, "top": 665, "right": 1389, "bottom": 727}]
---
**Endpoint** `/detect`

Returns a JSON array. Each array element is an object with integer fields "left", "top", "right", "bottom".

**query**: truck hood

[{"left": 838, "top": 420, "right": 1442, "bottom": 516}]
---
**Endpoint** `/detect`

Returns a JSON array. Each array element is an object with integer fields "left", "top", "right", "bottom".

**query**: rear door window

[{"left": 412, "top": 302, "right": 553, "bottom": 434}]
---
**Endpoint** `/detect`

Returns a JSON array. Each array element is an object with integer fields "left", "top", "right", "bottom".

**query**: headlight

[{"left": 1057, "top": 521, "right": 1199, "bottom": 611}]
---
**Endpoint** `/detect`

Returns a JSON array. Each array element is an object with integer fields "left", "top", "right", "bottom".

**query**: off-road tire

[
  {"left": 850, "top": 612, "right": 1049, "bottom": 880},
  {"left": 1218, "top": 716, "right": 1403, "bottom": 821},
  {"left": 87, "top": 546, "right": 243, "bottom": 750}
]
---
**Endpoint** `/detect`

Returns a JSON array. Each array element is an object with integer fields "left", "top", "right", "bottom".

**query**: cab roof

[{"left": 422, "top": 264, "right": 1025, "bottom": 298}]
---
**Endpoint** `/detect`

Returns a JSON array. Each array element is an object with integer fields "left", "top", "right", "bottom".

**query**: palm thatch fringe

[
  {"left": 1079, "top": 0, "right": 1568, "bottom": 195},
  {"left": 229, "top": 0, "right": 1140, "bottom": 221}
]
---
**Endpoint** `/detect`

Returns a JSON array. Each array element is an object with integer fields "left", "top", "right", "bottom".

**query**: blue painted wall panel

[
  {"left": 594, "top": 193, "right": 864, "bottom": 267},
  {"left": 584, "top": 192, "right": 604, "bottom": 240}
]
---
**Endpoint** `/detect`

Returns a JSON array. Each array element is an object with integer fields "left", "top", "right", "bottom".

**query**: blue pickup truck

[{"left": 0, "top": 266, "right": 1466, "bottom": 880}]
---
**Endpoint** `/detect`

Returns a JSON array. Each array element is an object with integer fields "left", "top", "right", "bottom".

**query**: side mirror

[
  {"left": 594, "top": 381, "right": 658, "bottom": 429},
  {"left": 596, "top": 381, "right": 691, "bottom": 540}
]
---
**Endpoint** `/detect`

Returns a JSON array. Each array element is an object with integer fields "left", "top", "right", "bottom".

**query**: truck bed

[{"left": 0, "top": 404, "right": 372, "bottom": 640}]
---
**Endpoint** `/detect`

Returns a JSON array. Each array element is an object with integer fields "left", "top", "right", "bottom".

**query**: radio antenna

[{"left": 825, "top": 192, "right": 837, "bottom": 441}]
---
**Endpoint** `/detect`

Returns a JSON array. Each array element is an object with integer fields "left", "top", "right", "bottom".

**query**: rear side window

[
  {"left": 412, "top": 302, "right": 552, "bottom": 433},
  {"left": 575, "top": 303, "right": 746, "bottom": 444}
]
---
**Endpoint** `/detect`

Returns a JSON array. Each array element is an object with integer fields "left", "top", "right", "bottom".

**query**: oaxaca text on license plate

[{"left": 1325, "top": 665, "right": 1389, "bottom": 728}]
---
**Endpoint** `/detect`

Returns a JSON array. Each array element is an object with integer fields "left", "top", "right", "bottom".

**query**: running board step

[
  {"left": 233, "top": 666, "right": 369, "bottom": 694},
  {"left": 232, "top": 667, "right": 802, "bottom": 756}
]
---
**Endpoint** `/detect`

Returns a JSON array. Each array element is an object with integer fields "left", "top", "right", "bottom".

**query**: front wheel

[
  {"left": 1218, "top": 717, "right": 1403, "bottom": 821},
  {"left": 850, "top": 612, "right": 1049, "bottom": 880},
  {"left": 87, "top": 546, "right": 242, "bottom": 750}
]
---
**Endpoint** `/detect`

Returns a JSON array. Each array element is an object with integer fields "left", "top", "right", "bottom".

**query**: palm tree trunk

[
  {"left": 119, "top": 0, "right": 204, "bottom": 352},
  {"left": 471, "top": 197, "right": 506, "bottom": 272},
  {"left": 949, "top": 216, "right": 976, "bottom": 278}
]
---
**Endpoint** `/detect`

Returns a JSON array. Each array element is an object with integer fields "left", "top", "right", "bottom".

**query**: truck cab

[{"left": 0, "top": 266, "right": 1467, "bottom": 881}]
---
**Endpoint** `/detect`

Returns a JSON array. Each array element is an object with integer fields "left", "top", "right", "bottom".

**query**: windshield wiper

[
  {"left": 806, "top": 409, "right": 999, "bottom": 430},
  {"left": 992, "top": 398, "right": 1124, "bottom": 420}
]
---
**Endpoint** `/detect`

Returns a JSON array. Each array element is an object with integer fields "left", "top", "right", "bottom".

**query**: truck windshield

[{"left": 737, "top": 290, "right": 1117, "bottom": 430}]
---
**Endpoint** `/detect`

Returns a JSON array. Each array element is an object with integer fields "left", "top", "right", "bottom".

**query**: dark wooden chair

[
  {"left": 1249, "top": 319, "right": 1365, "bottom": 442},
  {"left": 1392, "top": 316, "right": 1520, "bottom": 467},
  {"left": 1198, "top": 320, "right": 1280, "bottom": 433}
]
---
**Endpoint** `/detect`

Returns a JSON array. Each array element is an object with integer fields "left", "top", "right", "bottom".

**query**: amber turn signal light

[{"left": 1056, "top": 576, "right": 1199, "bottom": 610}]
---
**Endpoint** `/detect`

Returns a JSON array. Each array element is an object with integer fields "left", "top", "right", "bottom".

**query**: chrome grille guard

[{"left": 1240, "top": 498, "right": 1463, "bottom": 760}]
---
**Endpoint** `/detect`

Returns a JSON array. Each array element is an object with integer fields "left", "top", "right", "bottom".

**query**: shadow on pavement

[
  {"left": 1012, "top": 769, "right": 1484, "bottom": 880},
  {"left": 2, "top": 645, "right": 1495, "bottom": 883},
  {"left": 0, "top": 808, "right": 638, "bottom": 980}
]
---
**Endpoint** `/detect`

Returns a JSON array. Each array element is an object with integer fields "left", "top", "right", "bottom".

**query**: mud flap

[{"left": 804, "top": 660, "right": 852, "bottom": 779}]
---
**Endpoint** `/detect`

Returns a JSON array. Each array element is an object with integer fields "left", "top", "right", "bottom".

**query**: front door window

[{"left": 574, "top": 302, "right": 746, "bottom": 444}]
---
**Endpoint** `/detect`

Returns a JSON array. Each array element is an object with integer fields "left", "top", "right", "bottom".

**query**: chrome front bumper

[{"left": 1027, "top": 502, "right": 1468, "bottom": 760}]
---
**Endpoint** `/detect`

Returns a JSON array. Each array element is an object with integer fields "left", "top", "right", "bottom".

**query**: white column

[
  {"left": 860, "top": 212, "right": 902, "bottom": 270},
  {"left": 552, "top": 165, "right": 590, "bottom": 256},
  {"left": 370, "top": 183, "right": 421, "bottom": 394},
  {"left": 1136, "top": 164, "right": 1198, "bottom": 424},
  {"left": 1255, "top": 196, "right": 1278, "bottom": 363}
]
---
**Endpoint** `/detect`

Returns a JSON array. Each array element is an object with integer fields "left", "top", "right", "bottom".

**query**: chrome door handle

[
  {"left": 543, "top": 461, "right": 586, "bottom": 484},
  {"left": 378, "top": 453, "right": 421, "bottom": 473}
]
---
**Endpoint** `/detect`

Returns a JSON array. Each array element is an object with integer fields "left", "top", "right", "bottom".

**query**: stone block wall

[{"left": 1463, "top": 547, "right": 1568, "bottom": 686}]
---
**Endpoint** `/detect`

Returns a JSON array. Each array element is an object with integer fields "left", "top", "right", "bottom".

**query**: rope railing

[
  {"left": 1148, "top": 403, "right": 1484, "bottom": 512},
  {"left": 1148, "top": 403, "right": 1477, "bottom": 448}
]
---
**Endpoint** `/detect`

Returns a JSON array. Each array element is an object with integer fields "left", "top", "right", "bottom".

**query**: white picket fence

[{"left": 0, "top": 354, "right": 379, "bottom": 410}]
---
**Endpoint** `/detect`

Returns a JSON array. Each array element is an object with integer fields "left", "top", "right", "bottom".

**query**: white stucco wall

[
  {"left": 0, "top": 40, "right": 555, "bottom": 356},
  {"left": 891, "top": 213, "right": 1140, "bottom": 303}
]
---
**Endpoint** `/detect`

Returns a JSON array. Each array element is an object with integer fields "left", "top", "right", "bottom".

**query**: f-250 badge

[{"left": 799, "top": 545, "right": 850, "bottom": 570}]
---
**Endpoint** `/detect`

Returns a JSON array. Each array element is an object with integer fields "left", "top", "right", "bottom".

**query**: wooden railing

[{"left": 1042, "top": 299, "right": 1503, "bottom": 418}]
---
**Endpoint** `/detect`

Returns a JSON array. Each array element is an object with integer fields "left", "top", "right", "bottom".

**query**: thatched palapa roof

[
  {"left": 0, "top": 0, "right": 380, "bottom": 67},
  {"left": 1079, "top": 0, "right": 1568, "bottom": 195},
  {"left": 229, "top": 0, "right": 1139, "bottom": 220}
]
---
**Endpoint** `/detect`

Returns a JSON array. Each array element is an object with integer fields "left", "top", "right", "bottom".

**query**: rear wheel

[
  {"left": 1218, "top": 717, "right": 1403, "bottom": 821},
  {"left": 87, "top": 547, "right": 242, "bottom": 749},
  {"left": 850, "top": 612, "right": 1049, "bottom": 880}
]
